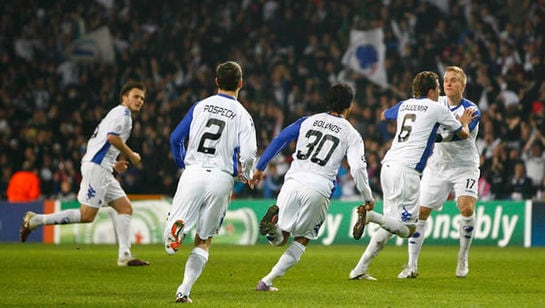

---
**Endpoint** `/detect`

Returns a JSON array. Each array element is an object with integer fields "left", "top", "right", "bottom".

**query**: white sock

[
  {"left": 367, "top": 211, "right": 411, "bottom": 238},
  {"left": 178, "top": 247, "right": 208, "bottom": 296},
  {"left": 116, "top": 214, "right": 132, "bottom": 260},
  {"left": 269, "top": 228, "right": 284, "bottom": 246},
  {"left": 34, "top": 209, "right": 81, "bottom": 227},
  {"left": 408, "top": 220, "right": 427, "bottom": 268},
  {"left": 458, "top": 215, "right": 475, "bottom": 259},
  {"left": 351, "top": 228, "right": 391, "bottom": 275},
  {"left": 261, "top": 241, "right": 306, "bottom": 286}
]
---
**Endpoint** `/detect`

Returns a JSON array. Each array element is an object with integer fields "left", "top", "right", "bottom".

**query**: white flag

[
  {"left": 342, "top": 28, "right": 388, "bottom": 88},
  {"left": 68, "top": 26, "right": 115, "bottom": 64}
]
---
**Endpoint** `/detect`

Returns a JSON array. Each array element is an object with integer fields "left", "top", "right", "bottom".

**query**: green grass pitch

[{"left": 1, "top": 243, "right": 544, "bottom": 307}]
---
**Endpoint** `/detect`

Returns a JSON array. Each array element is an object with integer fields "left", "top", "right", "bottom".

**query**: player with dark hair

[
  {"left": 398, "top": 66, "right": 481, "bottom": 279},
  {"left": 250, "top": 82, "right": 375, "bottom": 291},
  {"left": 20, "top": 80, "right": 149, "bottom": 267},
  {"left": 349, "top": 71, "right": 476, "bottom": 280},
  {"left": 165, "top": 61, "right": 257, "bottom": 303}
]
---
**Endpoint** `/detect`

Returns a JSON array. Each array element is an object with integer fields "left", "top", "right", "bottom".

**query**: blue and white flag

[
  {"left": 68, "top": 26, "right": 115, "bottom": 64},
  {"left": 342, "top": 28, "right": 388, "bottom": 88}
]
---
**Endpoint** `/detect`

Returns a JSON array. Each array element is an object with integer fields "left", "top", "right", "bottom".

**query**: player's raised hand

[{"left": 457, "top": 108, "right": 477, "bottom": 126}]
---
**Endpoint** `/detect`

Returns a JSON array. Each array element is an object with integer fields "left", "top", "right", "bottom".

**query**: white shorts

[
  {"left": 380, "top": 162, "right": 419, "bottom": 225},
  {"left": 419, "top": 164, "right": 480, "bottom": 210},
  {"left": 166, "top": 165, "right": 234, "bottom": 240},
  {"left": 276, "top": 179, "right": 330, "bottom": 240},
  {"left": 77, "top": 162, "right": 126, "bottom": 208}
]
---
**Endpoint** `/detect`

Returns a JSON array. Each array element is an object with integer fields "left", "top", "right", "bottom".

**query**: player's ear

[
  {"left": 215, "top": 77, "right": 219, "bottom": 88},
  {"left": 238, "top": 79, "right": 243, "bottom": 89}
]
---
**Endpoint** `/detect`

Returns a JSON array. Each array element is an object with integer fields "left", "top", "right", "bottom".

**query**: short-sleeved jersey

[
  {"left": 170, "top": 93, "right": 257, "bottom": 180},
  {"left": 382, "top": 97, "right": 463, "bottom": 172},
  {"left": 82, "top": 105, "right": 132, "bottom": 172},
  {"left": 428, "top": 96, "right": 480, "bottom": 169},
  {"left": 257, "top": 112, "right": 373, "bottom": 200}
]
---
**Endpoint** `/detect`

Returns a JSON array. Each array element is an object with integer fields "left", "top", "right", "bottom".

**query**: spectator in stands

[
  {"left": 506, "top": 162, "right": 535, "bottom": 200},
  {"left": 6, "top": 161, "right": 41, "bottom": 202},
  {"left": 262, "top": 163, "right": 283, "bottom": 199},
  {"left": 0, "top": 0, "right": 544, "bottom": 200}
]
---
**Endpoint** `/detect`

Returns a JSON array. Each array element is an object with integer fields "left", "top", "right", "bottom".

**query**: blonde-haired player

[
  {"left": 398, "top": 66, "right": 481, "bottom": 279},
  {"left": 349, "top": 71, "right": 476, "bottom": 281}
]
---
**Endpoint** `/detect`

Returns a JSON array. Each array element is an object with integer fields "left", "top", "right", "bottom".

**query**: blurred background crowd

[{"left": 1, "top": 0, "right": 545, "bottom": 202}]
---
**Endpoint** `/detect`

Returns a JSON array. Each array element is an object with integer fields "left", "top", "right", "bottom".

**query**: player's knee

[
  {"left": 407, "top": 225, "right": 417, "bottom": 237},
  {"left": 80, "top": 214, "right": 95, "bottom": 223}
]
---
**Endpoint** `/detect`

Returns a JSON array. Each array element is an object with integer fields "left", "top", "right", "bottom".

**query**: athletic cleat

[
  {"left": 175, "top": 293, "right": 192, "bottom": 303},
  {"left": 398, "top": 265, "right": 418, "bottom": 279},
  {"left": 456, "top": 257, "right": 469, "bottom": 278},
  {"left": 256, "top": 280, "right": 279, "bottom": 291},
  {"left": 349, "top": 272, "right": 377, "bottom": 281},
  {"left": 117, "top": 257, "right": 150, "bottom": 267},
  {"left": 20, "top": 211, "right": 37, "bottom": 242},
  {"left": 352, "top": 205, "right": 368, "bottom": 240},
  {"left": 259, "top": 205, "right": 279, "bottom": 236},
  {"left": 165, "top": 220, "right": 185, "bottom": 255}
]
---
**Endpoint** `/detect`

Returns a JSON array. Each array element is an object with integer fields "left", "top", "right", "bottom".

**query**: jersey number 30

[{"left": 296, "top": 129, "right": 339, "bottom": 166}]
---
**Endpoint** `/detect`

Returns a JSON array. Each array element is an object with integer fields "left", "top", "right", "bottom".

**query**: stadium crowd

[{"left": 1, "top": 0, "right": 545, "bottom": 202}]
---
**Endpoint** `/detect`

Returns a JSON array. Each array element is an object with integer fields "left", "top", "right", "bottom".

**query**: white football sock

[
  {"left": 116, "top": 214, "right": 132, "bottom": 260},
  {"left": 367, "top": 211, "right": 411, "bottom": 238},
  {"left": 34, "top": 209, "right": 81, "bottom": 227},
  {"left": 178, "top": 247, "right": 208, "bottom": 296},
  {"left": 458, "top": 215, "right": 475, "bottom": 259},
  {"left": 408, "top": 220, "right": 427, "bottom": 268},
  {"left": 351, "top": 228, "right": 392, "bottom": 275},
  {"left": 261, "top": 241, "right": 306, "bottom": 286}
]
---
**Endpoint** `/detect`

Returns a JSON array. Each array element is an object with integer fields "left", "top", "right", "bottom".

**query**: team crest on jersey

[{"left": 86, "top": 184, "right": 96, "bottom": 200}]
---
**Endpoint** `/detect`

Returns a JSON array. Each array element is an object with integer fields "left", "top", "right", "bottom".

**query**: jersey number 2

[{"left": 197, "top": 118, "right": 225, "bottom": 154}]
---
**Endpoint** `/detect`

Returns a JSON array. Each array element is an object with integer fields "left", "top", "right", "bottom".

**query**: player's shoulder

[
  {"left": 461, "top": 97, "right": 479, "bottom": 110},
  {"left": 108, "top": 105, "right": 130, "bottom": 118}
]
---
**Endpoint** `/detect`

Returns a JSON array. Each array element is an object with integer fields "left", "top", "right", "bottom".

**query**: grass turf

[{"left": 1, "top": 243, "right": 544, "bottom": 307}]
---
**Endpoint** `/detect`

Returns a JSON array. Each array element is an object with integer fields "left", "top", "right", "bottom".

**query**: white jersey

[
  {"left": 257, "top": 112, "right": 373, "bottom": 200},
  {"left": 427, "top": 96, "right": 481, "bottom": 169},
  {"left": 382, "top": 97, "right": 463, "bottom": 172},
  {"left": 170, "top": 93, "right": 257, "bottom": 180},
  {"left": 82, "top": 105, "right": 132, "bottom": 172}
]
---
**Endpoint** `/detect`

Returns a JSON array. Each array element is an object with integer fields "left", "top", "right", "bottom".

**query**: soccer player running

[
  {"left": 250, "top": 83, "right": 375, "bottom": 291},
  {"left": 398, "top": 66, "right": 481, "bottom": 279},
  {"left": 349, "top": 71, "right": 476, "bottom": 280},
  {"left": 165, "top": 61, "right": 257, "bottom": 303},
  {"left": 19, "top": 81, "right": 149, "bottom": 267}
]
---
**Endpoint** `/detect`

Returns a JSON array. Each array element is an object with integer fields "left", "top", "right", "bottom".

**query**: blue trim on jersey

[
  {"left": 415, "top": 123, "right": 440, "bottom": 172},
  {"left": 170, "top": 103, "right": 197, "bottom": 169},
  {"left": 91, "top": 141, "right": 111, "bottom": 164},
  {"left": 383, "top": 101, "right": 404, "bottom": 120},
  {"left": 232, "top": 146, "right": 240, "bottom": 176},
  {"left": 450, "top": 98, "right": 480, "bottom": 142},
  {"left": 256, "top": 116, "right": 307, "bottom": 171}
]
